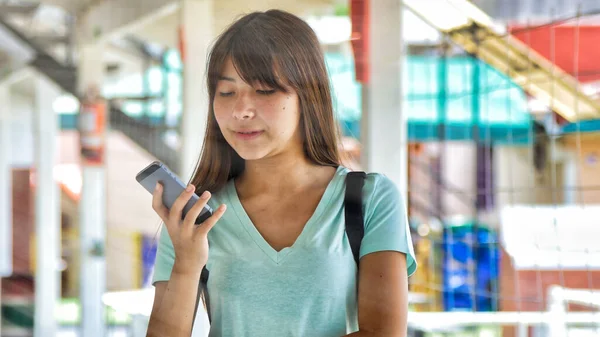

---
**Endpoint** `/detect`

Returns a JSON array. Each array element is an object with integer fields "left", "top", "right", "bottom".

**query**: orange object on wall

[
  {"left": 350, "top": 0, "right": 370, "bottom": 84},
  {"left": 178, "top": 25, "right": 186, "bottom": 62},
  {"left": 79, "top": 92, "right": 107, "bottom": 167}
]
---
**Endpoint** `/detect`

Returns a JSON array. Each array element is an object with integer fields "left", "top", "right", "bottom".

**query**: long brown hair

[{"left": 189, "top": 9, "right": 341, "bottom": 193}]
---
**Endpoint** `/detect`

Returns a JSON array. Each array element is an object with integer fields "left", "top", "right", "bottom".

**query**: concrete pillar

[
  {"left": 77, "top": 43, "right": 107, "bottom": 337},
  {"left": 563, "top": 153, "right": 577, "bottom": 204},
  {"left": 33, "top": 75, "right": 61, "bottom": 337},
  {"left": 442, "top": 143, "right": 477, "bottom": 216},
  {"left": 547, "top": 286, "right": 568, "bottom": 337},
  {"left": 178, "top": 3, "right": 213, "bottom": 333},
  {"left": 0, "top": 85, "right": 11, "bottom": 278},
  {"left": 178, "top": 0, "right": 213, "bottom": 180},
  {"left": 360, "top": 0, "right": 406, "bottom": 199},
  {"left": 0, "top": 83, "right": 11, "bottom": 336}
]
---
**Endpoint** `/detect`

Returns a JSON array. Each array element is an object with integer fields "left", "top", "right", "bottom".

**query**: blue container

[{"left": 442, "top": 222, "right": 500, "bottom": 311}]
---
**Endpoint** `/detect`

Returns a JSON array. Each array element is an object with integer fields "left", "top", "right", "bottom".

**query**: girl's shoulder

[{"left": 337, "top": 167, "right": 400, "bottom": 202}]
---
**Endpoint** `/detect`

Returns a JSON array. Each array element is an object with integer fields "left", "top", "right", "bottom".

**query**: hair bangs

[{"left": 228, "top": 30, "right": 287, "bottom": 92}]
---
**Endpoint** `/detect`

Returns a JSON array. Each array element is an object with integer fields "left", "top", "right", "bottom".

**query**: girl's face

[{"left": 213, "top": 58, "right": 303, "bottom": 162}]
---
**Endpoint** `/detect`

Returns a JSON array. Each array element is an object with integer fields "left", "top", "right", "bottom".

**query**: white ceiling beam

[
  {"left": 0, "top": 66, "right": 35, "bottom": 89},
  {"left": 0, "top": 22, "right": 35, "bottom": 63},
  {"left": 78, "top": 0, "right": 179, "bottom": 45}
]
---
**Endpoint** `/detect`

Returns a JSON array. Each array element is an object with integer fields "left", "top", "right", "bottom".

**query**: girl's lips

[{"left": 234, "top": 130, "right": 264, "bottom": 140}]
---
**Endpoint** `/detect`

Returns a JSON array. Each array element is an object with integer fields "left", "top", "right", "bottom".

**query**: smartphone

[{"left": 135, "top": 161, "right": 213, "bottom": 224}]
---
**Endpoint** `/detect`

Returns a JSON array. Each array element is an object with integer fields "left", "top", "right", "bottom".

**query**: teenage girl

[{"left": 147, "top": 9, "right": 416, "bottom": 337}]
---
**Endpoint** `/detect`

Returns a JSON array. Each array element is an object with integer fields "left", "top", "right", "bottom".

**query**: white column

[
  {"left": 547, "top": 286, "right": 568, "bottom": 337},
  {"left": 0, "top": 85, "right": 12, "bottom": 278},
  {"left": 179, "top": 3, "right": 213, "bottom": 334},
  {"left": 442, "top": 143, "right": 477, "bottom": 216},
  {"left": 80, "top": 167, "right": 106, "bottom": 332},
  {"left": 361, "top": 0, "right": 406, "bottom": 199},
  {"left": 179, "top": 0, "right": 213, "bottom": 180},
  {"left": 77, "top": 43, "right": 107, "bottom": 337},
  {"left": 33, "top": 75, "right": 61, "bottom": 337},
  {"left": 563, "top": 153, "right": 577, "bottom": 204},
  {"left": 0, "top": 84, "right": 12, "bottom": 336},
  {"left": 517, "top": 323, "right": 528, "bottom": 337},
  {"left": 179, "top": 3, "right": 213, "bottom": 335}
]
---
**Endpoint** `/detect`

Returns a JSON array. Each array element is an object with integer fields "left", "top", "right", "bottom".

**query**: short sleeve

[
  {"left": 359, "top": 173, "right": 417, "bottom": 277},
  {"left": 152, "top": 225, "right": 176, "bottom": 284}
]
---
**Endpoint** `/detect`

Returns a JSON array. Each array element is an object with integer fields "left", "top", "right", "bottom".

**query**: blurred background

[{"left": 1, "top": 0, "right": 600, "bottom": 336}]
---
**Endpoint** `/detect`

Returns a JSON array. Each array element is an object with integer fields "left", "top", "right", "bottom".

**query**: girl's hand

[{"left": 151, "top": 183, "right": 226, "bottom": 275}]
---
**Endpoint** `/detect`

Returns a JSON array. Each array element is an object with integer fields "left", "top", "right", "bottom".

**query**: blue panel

[
  {"left": 561, "top": 119, "right": 600, "bottom": 134},
  {"left": 60, "top": 114, "right": 78, "bottom": 130},
  {"left": 442, "top": 223, "right": 500, "bottom": 312},
  {"left": 141, "top": 235, "right": 158, "bottom": 288},
  {"left": 342, "top": 120, "right": 532, "bottom": 144},
  {"left": 327, "top": 53, "right": 533, "bottom": 144}
]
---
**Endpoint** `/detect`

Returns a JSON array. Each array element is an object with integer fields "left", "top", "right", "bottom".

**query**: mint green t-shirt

[{"left": 152, "top": 166, "right": 417, "bottom": 337}]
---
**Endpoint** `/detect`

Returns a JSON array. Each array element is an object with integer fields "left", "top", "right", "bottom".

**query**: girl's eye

[
  {"left": 257, "top": 89, "right": 276, "bottom": 95},
  {"left": 219, "top": 92, "right": 234, "bottom": 97}
]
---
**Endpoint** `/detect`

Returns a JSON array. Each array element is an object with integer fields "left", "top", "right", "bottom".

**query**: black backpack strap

[
  {"left": 345, "top": 171, "right": 366, "bottom": 266},
  {"left": 192, "top": 266, "right": 211, "bottom": 326}
]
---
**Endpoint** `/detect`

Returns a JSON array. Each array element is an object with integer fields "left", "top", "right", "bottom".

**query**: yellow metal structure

[{"left": 404, "top": 0, "right": 600, "bottom": 122}]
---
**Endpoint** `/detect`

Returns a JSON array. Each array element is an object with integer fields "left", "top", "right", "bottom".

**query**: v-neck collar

[{"left": 225, "top": 166, "right": 346, "bottom": 264}]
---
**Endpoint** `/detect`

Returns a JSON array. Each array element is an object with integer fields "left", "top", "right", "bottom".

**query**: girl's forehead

[{"left": 220, "top": 58, "right": 236, "bottom": 72}]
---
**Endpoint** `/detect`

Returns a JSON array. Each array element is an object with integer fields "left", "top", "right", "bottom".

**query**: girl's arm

[{"left": 342, "top": 251, "right": 409, "bottom": 337}]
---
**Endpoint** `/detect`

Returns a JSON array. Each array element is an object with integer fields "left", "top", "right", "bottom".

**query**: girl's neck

[{"left": 235, "top": 153, "right": 335, "bottom": 199}]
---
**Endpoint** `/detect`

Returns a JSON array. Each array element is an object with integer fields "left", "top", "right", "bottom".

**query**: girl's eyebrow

[{"left": 218, "top": 75, "right": 236, "bottom": 82}]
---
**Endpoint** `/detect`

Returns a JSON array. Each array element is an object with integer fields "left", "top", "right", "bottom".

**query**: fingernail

[
  {"left": 220, "top": 204, "right": 227, "bottom": 212},
  {"left": 155, "top": 183, "right": 160, "bottom": 191},
  {"left": 201, "top": 191, "right": 210, "bottom": 199},
  {"left": 186, "top": 184, "right": 194, "bottom": 192}
]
